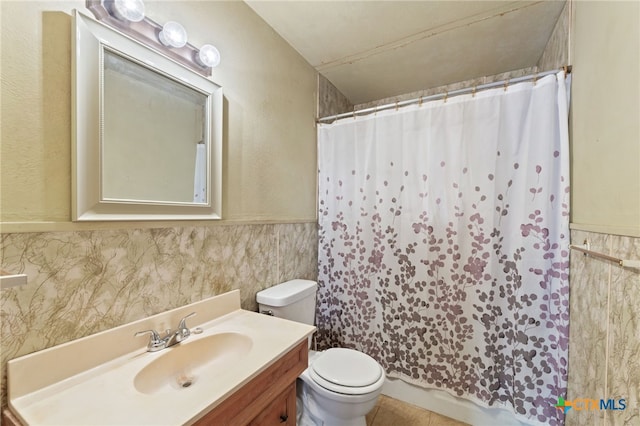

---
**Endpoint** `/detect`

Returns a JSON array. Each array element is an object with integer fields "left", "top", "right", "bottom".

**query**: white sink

[{"left": 134, "top": 332, "right": 253, "bottom": 395}]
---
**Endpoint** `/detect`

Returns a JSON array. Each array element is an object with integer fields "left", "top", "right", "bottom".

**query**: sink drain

[{"left": 176, "top": 374, "right": 195, "bottom": 389}]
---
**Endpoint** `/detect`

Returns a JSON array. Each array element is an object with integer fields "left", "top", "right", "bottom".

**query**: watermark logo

[
  {"left": 555, "top": 396, "right": 572, "bottom": 413},
  {"left": 555, "top": 396, "right": 626, "bottom": 414}
]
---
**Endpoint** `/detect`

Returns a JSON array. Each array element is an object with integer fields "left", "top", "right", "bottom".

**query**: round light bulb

[
  {"left": 112, "top": 0, "right": 145, "bottom": 22},
  {"left": 197, "top": 44, "right": 221, "bottom": 68},
  {"left": 158, "top": 21, "right": 188, "bottom": 48}
]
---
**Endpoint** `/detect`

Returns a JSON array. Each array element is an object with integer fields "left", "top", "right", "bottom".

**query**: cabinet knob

[{"left": 279, "top": 414, "right": 288, "bottom": 422}]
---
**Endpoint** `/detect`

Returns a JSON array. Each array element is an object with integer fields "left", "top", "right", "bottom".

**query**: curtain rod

[{"left": 317, "top": 66, "right": 572, "bottom": 124}]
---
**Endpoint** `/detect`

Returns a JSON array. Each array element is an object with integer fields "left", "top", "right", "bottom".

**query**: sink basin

[{"left": 134, "top": 332, "right": 253, "bottom": 395}]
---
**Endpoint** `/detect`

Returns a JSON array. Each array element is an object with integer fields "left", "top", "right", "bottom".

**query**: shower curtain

[{"left": 317, "top": 72, "right": 570, "bottom": 425}]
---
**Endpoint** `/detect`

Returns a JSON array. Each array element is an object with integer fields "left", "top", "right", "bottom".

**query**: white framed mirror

[{"left": 72, "top": 10, "right": 223, "bottom": 221}]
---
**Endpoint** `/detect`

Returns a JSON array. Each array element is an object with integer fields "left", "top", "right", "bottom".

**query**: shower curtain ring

[
  {"left": 504, "top": 80, "right": 509, "bottom": 92},
  {"left": 444, "top": 91, "right": 448, "bottom": 103}
]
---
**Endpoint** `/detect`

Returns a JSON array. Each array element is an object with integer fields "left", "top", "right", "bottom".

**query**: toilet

[{"left": 256, "top": 279, "right": 385, "bottom": 426}]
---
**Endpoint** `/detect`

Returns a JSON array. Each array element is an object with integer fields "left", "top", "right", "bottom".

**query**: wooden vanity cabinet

[
  {"left": 193, "top": 339, "right": 307, "bottom": 425},
  {"left": 2, "top": 340, "right": 308, "bottom": 426},
  {"left": 2, "top": 409, "right": 22, "bottom": 426},
  {"left": 248, "top": 383, "right": 296, "bottom": 426}
]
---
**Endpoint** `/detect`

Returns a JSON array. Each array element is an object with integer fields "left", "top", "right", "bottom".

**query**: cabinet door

[
  {"left": 193, "top": 340, "right": 307, "bottom": 425},
  {"left": 248, "top": 383, "right": 296, "bottom": 426}
]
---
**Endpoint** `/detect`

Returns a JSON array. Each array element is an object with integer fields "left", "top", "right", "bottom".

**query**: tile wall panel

[
  {"left": 566, "top": 229, "right": 640, "bottom": 426},
  {"left": 606, "top": 235, "right": 640, "bottom": 425},
  {"left": 277, "top": 222, "right": 319, "bottom": 283},
  {"left": 566, "top": 230, "right": 609, "bottom": 425},
  {"left": 318, "top": 74, "right": 353, "bottom": 118},
  {"left": 537, "top": 1, "right": 570, "bottom": 71}
]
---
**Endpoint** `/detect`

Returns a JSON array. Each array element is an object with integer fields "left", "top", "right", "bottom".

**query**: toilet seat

[{"left": 309, "top": 348, "right": 384, "bottom": 395}]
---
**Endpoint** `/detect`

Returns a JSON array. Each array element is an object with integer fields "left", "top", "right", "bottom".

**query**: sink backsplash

[{"left": 0, "top": 222, "right": 317, "bottom": 407}]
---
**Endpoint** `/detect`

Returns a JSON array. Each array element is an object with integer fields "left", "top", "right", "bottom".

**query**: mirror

[{"left": 72, "top": 10, "right": 223, "bottom": 221}]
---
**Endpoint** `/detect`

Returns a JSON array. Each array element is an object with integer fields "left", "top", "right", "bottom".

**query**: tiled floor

[{"left": 366, "top": 395, "right": 470, "bottom": 426}]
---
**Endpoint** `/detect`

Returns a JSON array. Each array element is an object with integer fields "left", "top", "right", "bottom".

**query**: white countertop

[{"left": 7, "top": 290, "right": 315, "bottom": 425}]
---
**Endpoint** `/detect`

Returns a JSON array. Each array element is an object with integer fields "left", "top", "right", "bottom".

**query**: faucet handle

[
  {"left": 135, "top": 329, "right": 165, "bottom": 351},
  {"left": 178, "top": 312, "right": 196, "bottom": 330},
  {"left": 177, "top": 312, "right": 197, "bottom": 340}
]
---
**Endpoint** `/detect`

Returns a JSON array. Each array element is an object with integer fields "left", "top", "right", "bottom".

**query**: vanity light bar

[{"left": 86, "top": 0, "right": 220, "bottom": 77}]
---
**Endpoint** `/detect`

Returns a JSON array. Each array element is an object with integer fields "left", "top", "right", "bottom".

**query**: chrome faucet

[{"left": 135, "top": 312, "right": 196, "bottom": 352}]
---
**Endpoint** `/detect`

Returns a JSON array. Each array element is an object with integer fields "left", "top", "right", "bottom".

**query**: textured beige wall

[
  {"left": 0, "top": 1, "right": 318, "bottom": 227},
  {"left": 570, "top": 1, "right": 640, "bottom": 236}
]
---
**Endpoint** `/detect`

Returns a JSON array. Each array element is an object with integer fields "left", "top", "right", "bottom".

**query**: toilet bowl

[
  {"left": 297, "top": 349, "right": 385, "bottom": 426},
  {"left": 256, "top": 280, "right": 385, "bottom": 426}
]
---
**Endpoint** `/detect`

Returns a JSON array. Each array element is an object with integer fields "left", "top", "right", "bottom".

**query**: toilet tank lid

[{"left": 256, "top": 279, "right": 317, "bottom": 306}]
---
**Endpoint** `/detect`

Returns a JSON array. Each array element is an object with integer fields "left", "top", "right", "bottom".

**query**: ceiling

[{"left": 245, "top": 1, "right": 567, "bottom": 104}]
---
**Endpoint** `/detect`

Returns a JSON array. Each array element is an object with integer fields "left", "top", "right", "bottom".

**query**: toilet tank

[{"left": 256, "top": 279, "right": 317, "bottom": 325}]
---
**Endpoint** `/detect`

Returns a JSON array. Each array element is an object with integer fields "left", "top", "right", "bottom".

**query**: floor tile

[
  {"left": 366, "top": 403, "right": 380, "bottom": 425},
  {"left": 367, "top": 395, "right": 469, "bottom": 426},
  {"left": 370, "top": 395, "right": 431, "bottom": 426},
  {"left": 428, "top": 411, "right": 469, "bottom": 426}
]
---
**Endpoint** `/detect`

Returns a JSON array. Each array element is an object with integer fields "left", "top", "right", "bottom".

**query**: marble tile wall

[
  {"left": 353, "top": 66, "right": 539, "bottom": 111},
  {"left": 537, "top": 0, "right": 570, "bottom": 71},
  {"left": 0, "top": 221, "right": 318, "bottom": 407},
  {"left": 318, "top": 74, "right": 353, "bottom": 118},
  {"left": 566, "top": 229, "right": 640, "bottom": 426}
]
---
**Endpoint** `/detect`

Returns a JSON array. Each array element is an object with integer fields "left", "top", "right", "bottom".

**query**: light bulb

[
  {"left": 196, "top": 44, "right": 221, "bottom": 68},
  {"left": 158, "top": 21, "right": 188, "bottom": 48},
  {"left": 111, "top": 0, "right": 145, "bottom": 22}
]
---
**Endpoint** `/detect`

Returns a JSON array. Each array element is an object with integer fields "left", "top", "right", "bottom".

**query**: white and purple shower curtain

[{"left": 317, "top": 72, "right": 570, "bottom": 425}]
